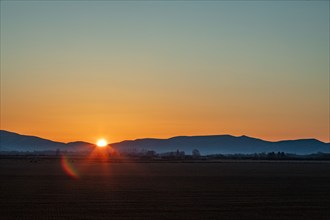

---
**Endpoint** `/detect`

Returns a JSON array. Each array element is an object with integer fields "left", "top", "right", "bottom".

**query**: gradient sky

[{"left": 1, "top": 1, "right": 329, "bottom": 143}]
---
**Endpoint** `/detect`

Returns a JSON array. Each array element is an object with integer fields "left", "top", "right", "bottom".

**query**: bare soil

[{"left": 1, "top": 158, "right": 329, "bottom": 220}]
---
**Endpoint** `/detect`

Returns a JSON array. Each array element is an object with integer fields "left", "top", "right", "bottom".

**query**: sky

[{"left": 1, "top": 1, "right": 329, "bottom": 143}]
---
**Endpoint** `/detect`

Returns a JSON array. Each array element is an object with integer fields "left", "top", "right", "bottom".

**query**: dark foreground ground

[{"left": 1, "top": 158, "right": 329, "bottom": 220}]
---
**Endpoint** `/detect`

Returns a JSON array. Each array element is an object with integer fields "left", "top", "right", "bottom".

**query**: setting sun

[{"left": 96, "top": 139, "right": 108, "bottom": 147}]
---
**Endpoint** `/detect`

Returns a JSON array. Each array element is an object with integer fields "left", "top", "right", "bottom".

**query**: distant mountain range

[
  {"left": 112, "top": 135, "right": 330, "bottom": 155},
  {"left": 0, "top": 130, "right": 329, "bottom": 155},
  {"left": 0, "top": 130, "right": 94, "bottom": 152}
]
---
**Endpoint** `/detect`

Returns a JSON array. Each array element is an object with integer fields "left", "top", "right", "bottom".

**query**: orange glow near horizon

[
  {"left": 61, "top": 145, "right": 116, "bottom": 178},
  {"left": 96, "top": 139, "right": 108, "bottom": 147}
]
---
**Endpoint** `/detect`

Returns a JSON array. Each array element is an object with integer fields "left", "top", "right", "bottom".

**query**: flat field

[{"left": 1, "top": 158, "right": 329, "bottom": 220}]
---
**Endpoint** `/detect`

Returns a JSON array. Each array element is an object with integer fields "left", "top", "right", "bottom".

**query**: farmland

[{"left": 1, "top": 158, "right": 329, "bottom": 220}]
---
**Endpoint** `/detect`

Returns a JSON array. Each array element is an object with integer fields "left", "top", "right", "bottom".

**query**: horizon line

[{"left": 1, "top": 129, "right": 328, "bottom": 145}]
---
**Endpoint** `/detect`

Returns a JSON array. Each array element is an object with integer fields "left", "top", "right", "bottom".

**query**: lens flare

[{"left": 61, "top": 155, "right": 79, "bottom": 179}]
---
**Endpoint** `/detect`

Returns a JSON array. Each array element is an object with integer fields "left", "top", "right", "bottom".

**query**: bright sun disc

[{"left": 96, "top": 139, "right": 108, "bottom": 147}]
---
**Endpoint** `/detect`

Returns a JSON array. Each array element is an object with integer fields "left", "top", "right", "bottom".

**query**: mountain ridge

[
  {"left": 1, "top": 130, "right": 329, "bottom": 155},
  {"left": 0, "top": 130, "right": 94, "bottom": 152},
  {"left": 111, "top": 135, "right": 329, "bottom": 155}
]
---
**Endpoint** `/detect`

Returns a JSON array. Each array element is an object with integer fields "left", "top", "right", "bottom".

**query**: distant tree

[
  {"left": 267, "top": 152, "right": 276, "bottom": 159},
  {"left": 277, "top": 151, "right": 285, "bottom": 159},
  {"left": 146, "top": 150, "right": 156, "bottom": 157},
  {"left": 192, "top": 149, "right": 201, "bottom": 158},
  {"left": 56, "top": 149, "right": 60, "bottom": 156},
  {"left": 176, "top": 150, "right": 185, "bottom": 158}
]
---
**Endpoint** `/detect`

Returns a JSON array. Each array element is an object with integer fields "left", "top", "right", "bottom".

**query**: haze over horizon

[{"left": 1, "top": 1, "right": 329, "bottom": 143}]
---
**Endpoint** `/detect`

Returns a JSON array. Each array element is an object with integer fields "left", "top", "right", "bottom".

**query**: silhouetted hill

[
  {"left": 66, "top": 141, "right": 95, "bottom": 151},
  {"left": 111, "top": 135, "right": 330, "bottom": 155},
  {"left": 1, "top": 130, "right": 329, "bottom": 155},
  {"left": 0, "top": 130, "right": 94, "bottom": 152}
]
